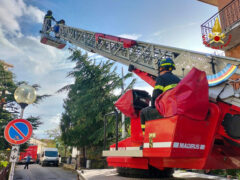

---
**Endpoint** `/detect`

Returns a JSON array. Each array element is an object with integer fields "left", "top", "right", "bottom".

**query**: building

[
  {"left": 0, "top": 60, "right": 14, "bottom": 71},
  {"left": 72, "top": 147, "right": 80, "bottom": 158},
  {"left": 199, "top": 0, "right": 240, "bottom": 58},
  {"left": 29, "top": 138, "right": 47, "bottom": 154}
]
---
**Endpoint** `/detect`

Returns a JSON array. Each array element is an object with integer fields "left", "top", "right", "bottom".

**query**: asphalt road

[
  {"left": 77, "top": 169, "right": 233, "bottom": 180},
  {"left": 13, "top": 164, "right": 235, "bottom": 180},
  {"left": 13, "top": 164, "right": 77, "bottom": 180}
]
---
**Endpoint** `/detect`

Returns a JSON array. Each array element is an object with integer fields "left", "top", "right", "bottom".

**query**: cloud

[
  {"left": 0, "top": 0, "right": 44, "bottom": 34},
  {"left": 118, "top": 34, "right": 142, "bottom": 40},
  {"left": 0, "top": 0, "right": 76, "bottom": 138}
]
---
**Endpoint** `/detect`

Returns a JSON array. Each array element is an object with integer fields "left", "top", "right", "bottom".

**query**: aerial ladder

[{"left": 41, "top": 20, "right": 240, "bottom": 177}]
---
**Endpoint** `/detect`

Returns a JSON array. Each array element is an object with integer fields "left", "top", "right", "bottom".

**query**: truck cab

[{"left": 40, "top": 148, "right": 59, "bottom": 166}]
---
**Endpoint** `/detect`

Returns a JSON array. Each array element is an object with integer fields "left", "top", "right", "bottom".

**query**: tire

[
  {"left": 117, "top": 166, "right": 174, "bottom": 178},
  {"left": 117, "top": 167, "right": 149, "bottom": 178},
  {"left": 149, "top": 166, "right": 174, "bottom": 178}
]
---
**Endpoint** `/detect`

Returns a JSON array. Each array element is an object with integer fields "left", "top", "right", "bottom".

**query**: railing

[{"left": 201, "top": 0, "right": 240, "bottom": 41}]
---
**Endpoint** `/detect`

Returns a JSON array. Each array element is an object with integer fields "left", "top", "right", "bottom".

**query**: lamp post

[
  {"left": 14, "top": 84, "right": 36, "bottom": 119},
  {"left": 8, "top": 84, "right": 36, "bottom": 180}
]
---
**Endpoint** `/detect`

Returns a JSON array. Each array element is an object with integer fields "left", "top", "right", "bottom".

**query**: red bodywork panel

[
  {"left": 19, "top": 145, "right": 38, "bottom": 162},
  {"left": 106, "top": 68, "right": 240, "bottom": 170},
  {"left": 143, "top": 103, "right": 220, "bottom": 169},
  {"left": 95, "top": 33, "right": 137, "bottom": 48},
  {"left": 107, "top": 157, "right": 149, "bottom": 169}
]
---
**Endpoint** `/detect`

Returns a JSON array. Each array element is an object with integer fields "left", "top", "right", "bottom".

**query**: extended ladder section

[
  {"left": 41, "top": 23, "right": 240, "bottom": 106},
  {"left": 57, "top": 25, "right": 240, "bottom": 78}
]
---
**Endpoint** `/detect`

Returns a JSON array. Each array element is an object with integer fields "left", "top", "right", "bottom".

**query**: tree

[
  {"left": 45, "top": 127, "right": 70, "bottom": 156},
  {"left": 59, "top": 50, "right": 136, "bottom": 164},
  {"left": 0, "top": 62, "right": 49, "bottom": 151},
  {"left": 0, "top": 62, "right": 17, "bottom": 151}
]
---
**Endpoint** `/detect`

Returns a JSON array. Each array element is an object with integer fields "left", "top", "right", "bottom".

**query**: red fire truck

[
  {"left": 40, "top": 15, "right": 240, "bottom": 177},
  {"left": 18, "top": 145, "right": 38, "bottom": 164}
]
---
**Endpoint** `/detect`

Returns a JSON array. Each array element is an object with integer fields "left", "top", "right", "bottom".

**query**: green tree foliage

[
  {"left": 0, "top": 62, "right": 17, "bottom": 151},
  {"left": 0, "top": 62, "right": 49, "bottom": 151},
  {"left": 60, "top": 50, "right": 135, "bottom": 153},
  {"left": 45, "top": 127, "right": 70, "bottom": 156}
]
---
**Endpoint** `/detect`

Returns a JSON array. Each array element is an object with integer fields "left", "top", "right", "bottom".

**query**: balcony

[{"left": 201, "top": 0, "right": 240, "bottom": 51}]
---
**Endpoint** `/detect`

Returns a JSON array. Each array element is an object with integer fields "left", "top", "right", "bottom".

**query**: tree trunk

[
  {"left": 79, "top": 147, "right": 86, "bottom": 168},
  {"left": 64, "top": 146, "right": 67, "bottom": 157}
]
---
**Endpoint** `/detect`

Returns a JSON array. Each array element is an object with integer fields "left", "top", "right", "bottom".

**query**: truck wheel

[
  {"left": 117, "top": 166, "right": 174, "bottom": 178},
  {"left": 41, "top": 162, "right": 45, "bottom": 167},
  {"left": 117, "top": 167, "right": 149, "bottom": 178},
  {"left": 149, "top": 166, "right": 174, "bottom": 178}
]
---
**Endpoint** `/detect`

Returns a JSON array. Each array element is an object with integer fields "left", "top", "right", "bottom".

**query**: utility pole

[{"left": 121, "top": 67, "right": 127, "bottom": 138}]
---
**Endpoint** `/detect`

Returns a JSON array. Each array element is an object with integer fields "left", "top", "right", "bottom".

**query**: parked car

[{"left": 39, "top": 148, "right": 59, "bottom": 166}]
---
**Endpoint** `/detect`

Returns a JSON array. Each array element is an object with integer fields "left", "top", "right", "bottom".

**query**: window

[{"left": 45, "top": 151, "right": 58, "bottom": 157}]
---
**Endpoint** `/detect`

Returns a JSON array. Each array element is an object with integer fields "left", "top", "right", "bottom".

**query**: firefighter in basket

[{"left": 140, "top": 58, "right": 180, "bottom": 134}]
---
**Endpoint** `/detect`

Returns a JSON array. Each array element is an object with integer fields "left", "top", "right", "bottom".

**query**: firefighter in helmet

[
  {"left": 140, "top": 57, "right": 180, "bottom": 133},
  {"left": 43, "top": 10, "right": 56, "bottom": 33}
]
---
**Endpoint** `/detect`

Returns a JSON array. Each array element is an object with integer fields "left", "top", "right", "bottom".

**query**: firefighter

[
  {"left": 43, "top": 10, "right": 56, "bottom": 33},
  {"left": 53, "top": 19, "right": 65, "bottom": 38},
  {"left": 140, "top": 57, "right": 180, "bottom": 134}
]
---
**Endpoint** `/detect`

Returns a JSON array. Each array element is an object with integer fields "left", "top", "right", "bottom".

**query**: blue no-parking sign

[{"left": 4, "top": 119, "right": 32, "bottom": 145}]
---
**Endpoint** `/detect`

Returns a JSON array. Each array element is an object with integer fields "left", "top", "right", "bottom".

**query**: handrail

[
  {"left": 201, "top": 0, "right": 240, "bottom": 41},
  {"left": 103, "top": 109, "right": 119, "bottom": 151}
]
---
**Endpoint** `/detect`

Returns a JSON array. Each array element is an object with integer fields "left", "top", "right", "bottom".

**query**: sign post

[
  {"left": 4, "top": 119, "right": 33, "bottom": 180},
  {"left": 9, "top": 146, "right": 19, "bottom": 162}
]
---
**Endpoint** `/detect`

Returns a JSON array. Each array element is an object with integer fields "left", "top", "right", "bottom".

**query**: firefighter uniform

[
  {"left": 152, "top": 71, "right": 180, "bottom": 107},
  {"left": 140, "top": 58, "right": 180, "bottom": 134},
  {"left": 44, "top": 10, "right": 55, "bottom": 33}
]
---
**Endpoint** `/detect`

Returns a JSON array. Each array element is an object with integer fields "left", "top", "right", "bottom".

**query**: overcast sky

[{"left": 0, "top": 0, "right": 219, "bottom": 138}]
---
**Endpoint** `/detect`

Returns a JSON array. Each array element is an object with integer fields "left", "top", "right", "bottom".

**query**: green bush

[{"left": 0, "top": 161, "right": 9, "bottom": 168}]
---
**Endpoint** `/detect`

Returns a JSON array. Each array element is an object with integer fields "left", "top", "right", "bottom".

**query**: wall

[{"left": 226, "top": 44, "right": 240, "bottom": 58}]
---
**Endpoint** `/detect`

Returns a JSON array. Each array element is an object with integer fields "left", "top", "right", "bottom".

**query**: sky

[{"left": 0, "top": 0, "right": 219, "bottom": 138}]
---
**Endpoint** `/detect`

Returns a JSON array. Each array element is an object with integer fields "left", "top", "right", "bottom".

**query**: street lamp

[
  {"left": 14, "top": 84, "right": 36, "bottom": 119},
  {"left": 8, "top": 84, "right": 36, "bottom": 180}
]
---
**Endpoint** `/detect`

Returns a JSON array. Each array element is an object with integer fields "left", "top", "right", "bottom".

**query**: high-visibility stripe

[
  {"left": 163, "top": 84, "right": 177, "bottom": 92},
  {"left": 141, "top": 125, "right": 145, "bottom": 128},
  {"left": 154, "top": 85, "right": 164, "bottom": 90},
  {"left": 154, "top": 84, "right": 177, "bottom": 92},
  {"left": 160, "top": 63, "right": 175, "bottom": 67},
  {"left": 45, "top": 16, "right": 52, "bottom": 18}
]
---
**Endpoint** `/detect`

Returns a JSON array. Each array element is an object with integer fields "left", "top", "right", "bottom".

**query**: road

[
  {"left": 13, "top": 164, "right": 77, "bottom": 180},
  {"left": 13, "top": 165, "right": 235, "bottom": 180},
  {"left": 77, "top": 169, "right": 234, "bottom": 180}
]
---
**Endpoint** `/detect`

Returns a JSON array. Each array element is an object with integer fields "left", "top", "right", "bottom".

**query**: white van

[{"left": 40, "top": 148, "right": 59, "bottom": 166}]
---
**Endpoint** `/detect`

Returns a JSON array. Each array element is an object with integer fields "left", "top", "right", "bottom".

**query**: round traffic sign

[{"left": 4, "top": 119, "right": 33, "bottom": 145}]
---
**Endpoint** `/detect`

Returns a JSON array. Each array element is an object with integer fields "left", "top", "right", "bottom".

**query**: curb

[{"left": 77, "top": 170, "right": 87, "bottom": 180}]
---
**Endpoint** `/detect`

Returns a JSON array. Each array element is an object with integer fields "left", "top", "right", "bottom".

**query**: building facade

[
  {"left": 29, "top": 138, "right": 47, "bottom": 154},
  {"left": 199, "top": 0, "right": 240, "bottom": 58}
]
